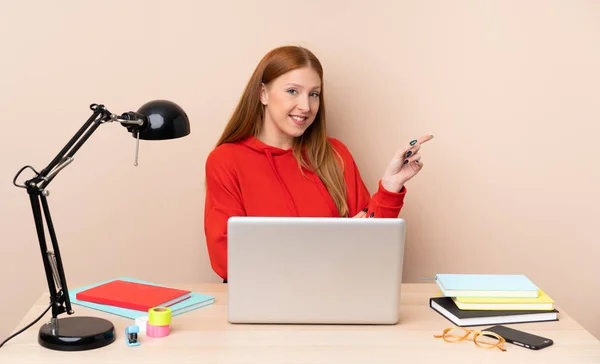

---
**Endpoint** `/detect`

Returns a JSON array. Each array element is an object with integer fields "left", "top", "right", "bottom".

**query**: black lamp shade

[{"left": 136, "top": 100, "right": 190, "bottom": 140}]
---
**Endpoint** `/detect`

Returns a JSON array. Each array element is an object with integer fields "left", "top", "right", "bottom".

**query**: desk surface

[{"left": 1, "top": 283, "right": 599, "bottom": 363}]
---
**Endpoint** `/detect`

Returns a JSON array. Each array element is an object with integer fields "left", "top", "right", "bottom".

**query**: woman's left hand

[{"left": 381, "top": 134, "right": 434, "bottom": 192}]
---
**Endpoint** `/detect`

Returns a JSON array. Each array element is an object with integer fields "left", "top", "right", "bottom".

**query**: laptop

[{"left": 226, "top": 216, "right": 406, "bottom": 324}]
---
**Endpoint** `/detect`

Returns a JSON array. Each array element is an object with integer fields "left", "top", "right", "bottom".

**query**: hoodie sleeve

[
  {"left": 329, "top": 138, "right": 406, "bottom": 218},
  {"left": 204, "top": 146, "right": 245, "bottom": 280}
]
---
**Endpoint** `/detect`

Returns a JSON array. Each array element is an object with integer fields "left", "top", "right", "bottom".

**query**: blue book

[
  {"left": 435, "top": 274, "right": 539, "bottom": 298},
  {"left": 68, "top": 277, "right": 215, "bottom": 319}
]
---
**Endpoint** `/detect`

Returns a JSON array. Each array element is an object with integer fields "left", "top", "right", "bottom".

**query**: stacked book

[
  {"left": 69, "top": 277, "right": 215, "bottom": 319},
  {"left": 429, "top": 273, "right": 559, "bottom": 327}
]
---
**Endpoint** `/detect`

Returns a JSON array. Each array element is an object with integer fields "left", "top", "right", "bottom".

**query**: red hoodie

[{"left": 204, "top": 136, "right": 406, "bottom": 280}]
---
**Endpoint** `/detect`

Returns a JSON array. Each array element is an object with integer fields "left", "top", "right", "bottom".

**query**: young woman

[{"left": 204, "top": 45, "right": 433, "bottom": 281}]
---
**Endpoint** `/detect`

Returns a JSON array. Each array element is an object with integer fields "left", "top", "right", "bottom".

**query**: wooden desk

[{"left": 1, "top": 283, "right": 599, "bottom": 363}]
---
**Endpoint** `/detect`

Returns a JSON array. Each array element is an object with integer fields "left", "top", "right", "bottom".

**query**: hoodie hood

[{"left": 241, "top": 136, "right": 294, "bottom": 155}]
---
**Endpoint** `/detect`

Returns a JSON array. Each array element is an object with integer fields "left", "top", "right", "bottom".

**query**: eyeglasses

[{"left": 434, "top": 327, "right": 507, "bottom": 352}]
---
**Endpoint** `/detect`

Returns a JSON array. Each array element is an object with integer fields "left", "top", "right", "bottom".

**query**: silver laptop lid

[{"left": 227, "top": 216, "right": 406, "bottom": 324}]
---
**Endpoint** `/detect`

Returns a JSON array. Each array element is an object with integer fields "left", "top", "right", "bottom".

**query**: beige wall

[{"left": 1, "top": 0, "right": 599, "bottom": 341}]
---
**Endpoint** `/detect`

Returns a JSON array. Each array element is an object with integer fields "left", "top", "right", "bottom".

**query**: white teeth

[{"left": 291, "top": 116, "right": 306, "bottom": 122}]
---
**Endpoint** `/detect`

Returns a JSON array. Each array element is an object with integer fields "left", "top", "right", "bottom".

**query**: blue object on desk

[
  {"left": 125, "top": 325, "right": 140, "bottom": 346},
  {"left": 68, "top": 276, "right": 215, "bottom": 319},
  {"left": 434, "top": 273, "right": 539, "bottom": 297}
]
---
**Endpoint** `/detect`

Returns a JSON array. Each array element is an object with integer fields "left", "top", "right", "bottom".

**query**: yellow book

[{"left": 452, "top": 290, "right": 554, "bottom": 310}]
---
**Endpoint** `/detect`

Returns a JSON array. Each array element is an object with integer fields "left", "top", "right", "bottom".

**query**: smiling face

[{"left": 259, "top": 66, "right": 322, "bottom": 149}]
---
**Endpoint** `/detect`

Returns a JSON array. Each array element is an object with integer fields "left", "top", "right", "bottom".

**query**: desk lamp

[{"left": 10, "top": 100, "right": 190, "bottom": 351}]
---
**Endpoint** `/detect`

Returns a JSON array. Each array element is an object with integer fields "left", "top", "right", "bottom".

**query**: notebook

[
  {"left": 69, "top": 277, "right": 215, "bottom": 319},
  {"left": 76, "top": 279, "right": 191, "bottom": 311},
  {"left": 452, "top": 290, "right": 555, "bottom": 310},
  {"left": 429, "top": 297, "right": 559, "bottom": 327},
  {"left": 435, "top": 274, "right": 539, "bottom": 298}
]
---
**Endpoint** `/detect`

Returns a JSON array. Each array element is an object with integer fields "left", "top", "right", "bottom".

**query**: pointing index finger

[{"left": 410, "top": 134, "right": 434, "bottom": 147}]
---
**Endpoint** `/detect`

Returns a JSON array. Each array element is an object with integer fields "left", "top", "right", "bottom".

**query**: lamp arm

[
  {"left": 35, "top": 104, "right": 108, "bottom": 183},
  {"left": 14, "top": 103, "right": 145, "bottom": 321},
  {"left": 31, "top": 104, "right": 145, "bottom": 189}
]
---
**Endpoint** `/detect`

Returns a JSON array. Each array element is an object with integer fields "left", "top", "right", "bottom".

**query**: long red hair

[{"left": 215, "top": 45, "right": 348, "bottom": 217}]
